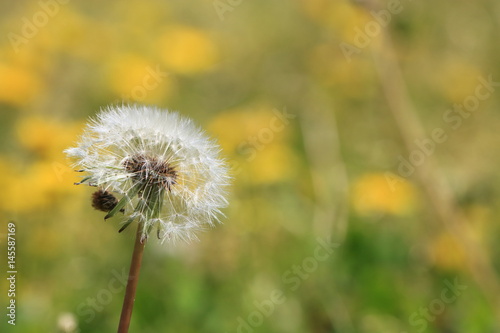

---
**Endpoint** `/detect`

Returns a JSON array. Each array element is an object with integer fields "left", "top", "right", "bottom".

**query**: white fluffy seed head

[{"left": 65, "top": 105, "right": 231, "bottom": 243}]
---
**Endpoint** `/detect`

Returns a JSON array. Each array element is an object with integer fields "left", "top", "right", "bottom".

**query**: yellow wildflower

[
  {"left": 352, "top": 172, "right": 416, "bottom": 215},
  {"left": 158, "top": 26, "right": 218, "bottom": 74},
  {"left": 0, "top": 64, "right": 41, "bottom": 107}
]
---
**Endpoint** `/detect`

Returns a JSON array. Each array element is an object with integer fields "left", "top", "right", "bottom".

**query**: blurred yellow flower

[
  {"left": 429, "top": 232, "right": 467, "bottom": 271},
  {"left": 0, "top": 159, "right": 20, "bottom": 211},
  {"left": 41, "top": 8, "right": 87, "bottom": 52},
  {"left": 208, "top": 106, "right": 296, "bottom": 184},
  {"left": 106, "top": 54, "right": 174, "bottom": 103},
  {"left": 2, "top": 116, "right": 85, "bottom": 212},
  {"left": 208, "top": 106, "right": 290, "bottom": 151},
  {"left": 351, "top": 173, "right": 416, "bottom": 215},
  {"left": 464, "top": 204, "right": 491, "bottom": 242},
  {"left": 301, "top": 0, "right": 370, "bottom": 41},
  {"left": 16, "top": 117, "right": 82, "bottom": 160},
  {"left": 308, "top": 43, "right": 372, "bottom": 95},
  {"left": 435, "top": 58, "right": 482, "bottom": 103},
  {"left": 0, "top": 63, "right": 41, "bottom": 106},
  {"left": 45, "top": 8, "right": 112, "bottom": 62},
  {"left": 158, "top": 26, "right": 218, "bottom": 74},
  {"left": 10, "top": 5, "right": 109, "bottom": 63},
  {"left": 0, "top": 158, "right": 76, "bottom": 213},
  {"left": 247, "top": 144, "right": 296, "bottom": 184}
]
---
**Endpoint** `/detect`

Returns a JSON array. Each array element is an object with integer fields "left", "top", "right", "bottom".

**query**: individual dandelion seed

[
  {"left": 64, "top": 104, "right": 231, "bottom": 333},
  {"left": 65, "top": 104, "right": 230, "bottom": 243}
]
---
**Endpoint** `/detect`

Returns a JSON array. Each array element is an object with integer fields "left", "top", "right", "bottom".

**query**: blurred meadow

[{"left": 1, "top": 0, "right": 500, "bottom": 332}]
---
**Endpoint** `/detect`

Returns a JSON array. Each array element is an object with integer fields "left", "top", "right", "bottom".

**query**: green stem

[{"left": 117, "top": 222, "right": 146, "bottom": 333}]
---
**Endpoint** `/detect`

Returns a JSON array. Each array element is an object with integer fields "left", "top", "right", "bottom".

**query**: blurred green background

[{"left": 1, "top": 0, "right": 500, "bottom": 332}]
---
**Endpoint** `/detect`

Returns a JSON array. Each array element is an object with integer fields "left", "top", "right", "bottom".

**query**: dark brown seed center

[{"left": 123, "top": 154, "right": 177, "bottom": 191}]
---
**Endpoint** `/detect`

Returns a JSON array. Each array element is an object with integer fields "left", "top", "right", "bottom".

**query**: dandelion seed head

[{"left": 65, "top": 105, "right": 230, "bottom": 243}]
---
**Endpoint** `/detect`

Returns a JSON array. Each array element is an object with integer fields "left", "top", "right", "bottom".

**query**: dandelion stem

[{"left": 118, "top": 222, "right": 146, "bottom": 333}]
